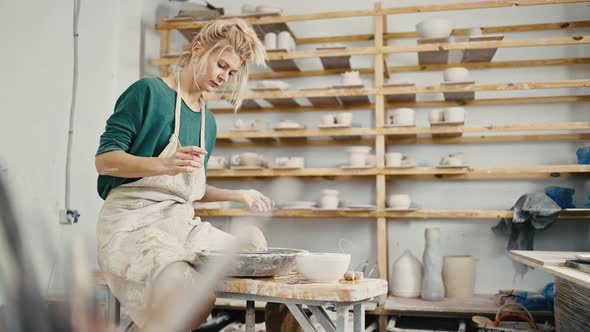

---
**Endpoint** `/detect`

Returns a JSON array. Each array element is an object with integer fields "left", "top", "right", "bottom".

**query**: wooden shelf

[
  {"left": 210, "top": 94, "right": 590, "bottom": 114},
  {"left": 384, "top": 164, "right": 590, "bottom": 180},
  {"left": 195, "top": 209, "right": 590, "bottom": 219},
  {"left": 385, "top": 35, "right": 589, "bottom": 55},
  {"left": 218, "top": 127, "right": 373, "bottom": 140},
  {"left": 381, "top": 122, "right": 590, "bottom": 136},
  {"left": 206, "top": 165, "right": 590, "bottom": 180},
  {"left": 382, "top": 295, "right": 552, "bottom": 318},
  {"left": 196, "top": 209, "right": 378, "bottom": 218},
  {"left": 215, "top": 133, "right": 590, "bottom": 147},
  {"left": 155, "top": 2, "right": 589, "bottom": 31},
  {"left": 208, "top": 167, "right": 378, "bottom": 178},
  {"left": 248, "top": 57, "right": 590, "bottom": 80}
]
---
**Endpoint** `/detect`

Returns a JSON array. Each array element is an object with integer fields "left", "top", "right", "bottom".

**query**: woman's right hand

[{"left": 162, "top": 146, "right": 208, "bottom": 175}]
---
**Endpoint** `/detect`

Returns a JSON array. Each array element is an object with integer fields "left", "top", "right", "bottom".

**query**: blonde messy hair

[{"left": 177, "top": 18, "right": 267, "bottom": 111}]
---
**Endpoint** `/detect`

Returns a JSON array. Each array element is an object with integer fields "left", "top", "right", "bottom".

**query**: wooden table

[
  {"left": 95, "top": 272, "right": 388, "bottom": 332},
  {"left": 217, "top": 274, "right": 388, "bottom": 332},
  {"left": 508, "top": 250, "right": 590, "bottom": 289}
]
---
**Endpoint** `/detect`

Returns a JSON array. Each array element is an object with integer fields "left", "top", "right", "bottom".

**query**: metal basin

[{"left": 192, "top": 248, "right": 308, "bottom": 277}]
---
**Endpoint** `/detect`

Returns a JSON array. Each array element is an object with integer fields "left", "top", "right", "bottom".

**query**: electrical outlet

[{"left": 59, "top": 209, "right": 80, "bottom": 224}]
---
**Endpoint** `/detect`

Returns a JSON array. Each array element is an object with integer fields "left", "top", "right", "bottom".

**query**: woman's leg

[{"left": 147, "top": 261, "right": 216, "bottom": 330}]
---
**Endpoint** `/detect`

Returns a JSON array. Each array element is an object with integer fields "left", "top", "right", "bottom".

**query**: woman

[{"left": 95, "top": 18, "right": 299, "bottom": 331}]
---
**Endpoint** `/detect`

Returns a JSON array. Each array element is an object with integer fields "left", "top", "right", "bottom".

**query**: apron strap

[
  {"left": 174, "top": 70, "right": 207, "bottom": 148},
  {"left": 173, "top": 71, "right": 182, "bottom": 137}
]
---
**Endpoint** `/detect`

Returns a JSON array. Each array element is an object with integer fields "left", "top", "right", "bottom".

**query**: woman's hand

[
  {"left": 162, "top": 146, "right": 208, "bottom": 176},
  {"left": 238, "top": 189, "right": 273, "bottom": 212}
]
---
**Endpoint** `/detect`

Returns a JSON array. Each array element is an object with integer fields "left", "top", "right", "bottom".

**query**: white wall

[{"left": 0, "top": 0, "right": 587, "bottom": 300}]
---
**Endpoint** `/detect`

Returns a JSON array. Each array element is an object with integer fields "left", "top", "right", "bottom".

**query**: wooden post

[{"left": 159, "top": 17, "right": 170, "bottom": 77}]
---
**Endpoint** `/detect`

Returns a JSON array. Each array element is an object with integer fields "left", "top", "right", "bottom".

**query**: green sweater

[{"left": 96, "top": 78, "right": 217, "bottom": 200}]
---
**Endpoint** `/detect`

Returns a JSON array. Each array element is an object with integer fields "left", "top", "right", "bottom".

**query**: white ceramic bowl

[
  {"left": 416, "top": 18, "right": 452, "bottom": 39},
  {"left": 296, "top": 253, "right": 351, "bottom": 282},
  {"left": 346, "top": 146, "right": 372, "bottom": 153},
  {"left": 443, "top": 67, "right": 470, "bottom": 82}
]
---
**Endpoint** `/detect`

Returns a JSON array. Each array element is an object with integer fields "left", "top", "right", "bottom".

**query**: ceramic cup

[
  {"left": 234, "top": 119, "right": 250, "bottom": 130},
  {"left": 468, "top": 27, "right": 483, "bottom": 37},
  {"left": 320, "top": 189, "right": 339, "bottom": 209},
  {"left": 264, "top": 32, "right": 277, "bottom": 50},
  {"left": 276, "top": 120, "right": 300, "bottom": 129},
  {"left": 428, "top": 109, "right": 445, "bottom": 123},
  {"left": 321, "top": 114, "right": 336, "bottom": 126},
  {"left": 388, "top": 194, "right": 412, "bottom": 209},
  {"left": 443, "top": 255, "right": 476, "bottom": 298},
  {"left": 287, "top": 157, "right": 305, "bottom": 168},
  {"left": 366, "top": 154, "right": 376, "bottom": 167},
  {"left": 341, "top": 71, "right": 361, "bottom": 85},
  {"left": 444, "top": 107, "right": 466, "bottom": 123},
  {"left": 277, "top": 31, "right": 292, "bottom": 50},
  {"left": 443, "top": 67, "right": 470, "bottom": 82},
  {"left": 251, "top": 119, "right": 268, "bottom": 130},
  {"left": 231, "top": 152, "right": 265, "bottom": 167},
  {"left": 208, "top": 156, "right": 227, "bottom": 169},
  {"left": 256, "top": 5, "right": 282, "bottom": 14},
  {"left": 391, "top": 108, "right": 415, "bottom": 126},
  {"left": 401, "top": 156, "right": 416, "bottom": 167},
  {"left": 386, "top": 152, "right": 403, "bottom": 167},
  {"left": 335, "top": 112, "right": 353, "bottom": 126},
  {"left": 446, "top": 156, "right": 464, "bottom": 166},
  {"left": 346, "top": 146, "right": 371, "bottom": 167}
]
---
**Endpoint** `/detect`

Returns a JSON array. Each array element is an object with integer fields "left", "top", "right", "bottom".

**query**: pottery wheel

[{"left": 192, "top": 248, "right": 308, "bottom": 277}]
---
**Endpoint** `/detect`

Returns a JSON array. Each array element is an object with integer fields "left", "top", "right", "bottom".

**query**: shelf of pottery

[{"left": 153, "top": 0, "right": 590, "bottom": 318}]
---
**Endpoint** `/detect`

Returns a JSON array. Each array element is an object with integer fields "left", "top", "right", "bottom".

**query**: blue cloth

[
  {"left": 544, "top": 186, "right": 576, "bottom": 209},
  {"left": 577, "top": 146, "right": 590, "bottom": 164},
  {"left": 585, "top": 194, "right": 590, "bottom": 208},
  {"left": 513, "top": 282, "right": 555, "bottom": 311}
]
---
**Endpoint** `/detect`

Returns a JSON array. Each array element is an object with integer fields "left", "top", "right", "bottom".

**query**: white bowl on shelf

[
  {"left": 443, "top": 67, "right": 470, "bottom": 82},
  {"left": 296, "top": 253, "right": 351, "bottom": 282},
  {"left": 416, "top": 18, "right": 452, "bottom": 39}
]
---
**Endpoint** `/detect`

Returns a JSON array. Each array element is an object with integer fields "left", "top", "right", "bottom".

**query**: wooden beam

[
  {"left": 380, "top": 122, "right": 590, "bottom": 135},
  {"left": 210, "top": 95, "right": 590, "bottom": 114},
  {"left": 383, "top": 165, "right": 590, "bottom": 180},
  {"left": 245, "top": 58, "right": 590, "bottom": 80},
  {"left": 381, "top": 80, "right": 590, "bottom": 95},
  {"left": 383, "top": 36, "right": 589, "bottom": 54},
  {"left": 156, "top": 2, "right": 589, "bottom": 30},
  {"left": 218, "top": 127, "right": 374, "bottom": 139},
  {"left": 207, "top": 168, "right": 379, "bottom": 178},
  {"left": 388, "top": 133, "right": 590, "bottom": 144},
  {"left": 380, "top": 0, "right": 590, "bottom": 15},
  {"left": 193, "top": 209, "right": 589, "bottom": 219},
  {"left": 293, "top": 20, "right": 590, "bottom": 44},
  {"left": 208, "top": 87, "right": 376, "bottom": 101}
]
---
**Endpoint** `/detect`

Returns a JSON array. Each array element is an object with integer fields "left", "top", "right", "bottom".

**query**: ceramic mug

[
  {"left": 264, "top": 32, "right": 277, "bottom": 50},
  {"left": 341, "top": 71, "right": 361, "bottom": 85},
  {"left": 443, "top": 67, "right": 470, "bottom": 82},
  {"left": 401, "top": 156, "right": 416, "bottom": 167},
  {"left": 388, "top": 194, "right": 412, "bottom": 209},
  {"left": 231, "top": 153, "right": 265, "bottom": 167},
  {"left": 335, "top": 112, "right": 353, "bottom": 126},
  {"left": 287, "top": 157, "right": 305, "bottom": 168},
  {"left": 366, "top": 154, "right": 376, "bottom": 167},
  {"left": 428, "top": 109, "right": 445, "bottom": 123},
  {"left": 321, "top": 114, "right": 336, "bottom": 126},
  {"left": 346, "top": 146, "right": 371, "bottom": 167},
  {"left": 320, "top": 189, "right": 339, "bottom": 209},
  {"left": 446, "top": 156, "right": 464, "bottom": 166},
  {"left": 444, "top": 107, "right": 466, "bottom": 123},
  {"left": 208, "top": 156, "right": 227, "bottom": 169},
  {"left": 277, "top": 31, "right": 292, "bottom": 51},
  {"left": 468, "top": 27, "right": 483, "bottom": 37},
  {"left": 386, "top": 152, "right": 403, "bottom": 167},
  {"left": 443, "top": 255, "right": 476, "bottom": 298},
  {"left": 391, "top": 108, "right": 415, "bottom": 126},
  {"left": 234, "top": 119, "right": 249, "bottom": 130}
]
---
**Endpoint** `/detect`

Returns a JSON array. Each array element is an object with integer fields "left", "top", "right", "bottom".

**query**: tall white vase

[{"left": 421, "top": 227, "right": 445, "bottom": 301}]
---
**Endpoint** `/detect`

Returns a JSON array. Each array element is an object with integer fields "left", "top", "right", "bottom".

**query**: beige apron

[{"left": 97, "top": 72, "right": 233, "bottom": 326}]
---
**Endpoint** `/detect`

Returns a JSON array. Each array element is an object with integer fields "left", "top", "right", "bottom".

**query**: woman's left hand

[{"left": 238, "top": 189, "right": 273, "bottom": 212}]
